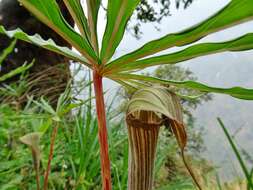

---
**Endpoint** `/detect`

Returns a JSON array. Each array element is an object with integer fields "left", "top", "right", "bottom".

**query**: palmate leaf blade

[
  {"left": 0, "top": 26, "right": 90, "bottom": 67},
  {"left": 105, "top": 33, "right": 253, "bottom": 72},
  {"left": 18, "top": 0, "right": 97, "bottom": 62},
  {"left": 110, "top": 73, "right": 253, "bottom": 100},
  {"left": 86, "top": 0, "right": 101, "bottom": 52},
  {"left": 100, "top": 0, "right": 141, "bottom": 63},
  {"left": 108, "top": 0, "right": 253, "bottom": 68},
  {"left": 63, "top": 0, "right": 91, "bottom": 41}
]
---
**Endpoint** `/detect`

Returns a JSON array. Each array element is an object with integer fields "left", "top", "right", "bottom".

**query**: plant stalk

[
  {"left": 126, "top": 111, "right": 161, "bottom": 190},
  {"left": 217, "top": 118, "right": 253, "bottom": 189},
  {"left": 93, "top": 70, "right": 112, "bottom": 190},
  {"left": 43, "top": 123, "right": 59, "bottom": 190},
  {"left": 31, "top": 149, "right": 40, "bottom": 190}
]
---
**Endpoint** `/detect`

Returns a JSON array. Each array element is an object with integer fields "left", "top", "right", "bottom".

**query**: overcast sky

[
  {"left": 89, "top": 0, "right": 253, "bottom": 95},
  {"left": 97, "top": 0, "right": 252, "bottom": 59}
]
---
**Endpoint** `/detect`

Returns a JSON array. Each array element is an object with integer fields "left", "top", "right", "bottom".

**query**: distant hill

[{"left": 184, "top": 50, "right": 253, "bottom": 181}]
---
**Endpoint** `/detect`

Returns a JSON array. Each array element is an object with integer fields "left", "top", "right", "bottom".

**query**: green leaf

[
  {"left": 100, "top": 0, "right": 141, "bottom": 63},
  {"left": 0, "top": 39, "right": 16, "bottom": 65},
  {"left": 217, "top": 118, "right": 253, "bottom": 189},
  {"left": 110, "top": 73, "right": 253, "bottom": 100},
  {"left": 38, "top": 118, "right": 52, "bottom": 134},
  {"left": 0, "top": 62, "right": 33, "bottom": 82},
  {"left": 0, "top": 175, "right": 23, "bottom": 190},
  {"left": 86, "top": 0, "right": 101, "bottom": 52},
  {"left": 0, "top": 26, "right": 91, "bottom": 68},
  {"left": 63, "top": 0, "right": 91, "bottom": 41},
  {"left": 18, "top": 0, "right": 97, "bottom": 62},
  {"left": 105, "top": 33, "right": 253, "bottom": 73},
  {"left": 108, "top": 0, "right": 253, "bottom": 68}
]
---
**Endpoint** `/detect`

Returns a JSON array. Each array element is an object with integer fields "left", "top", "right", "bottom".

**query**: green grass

[
  {"left": 217, "top": 118, "right": 253, "bottom": 190},
  {"left": 0, "top": 84, "right": 197, "bottom": 189}
]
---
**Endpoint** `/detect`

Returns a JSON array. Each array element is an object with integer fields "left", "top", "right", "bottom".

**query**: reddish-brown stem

[
  {"left": 93, "top": 70, "right": 112, "bottom": 190},
  {"left": 43, "top": 124, "right": 59, "bottom": 190}
]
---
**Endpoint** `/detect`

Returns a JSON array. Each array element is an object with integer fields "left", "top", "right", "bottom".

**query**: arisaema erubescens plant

[{"left": 1, "top": 0, "right": 253, "bottom": 189}]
